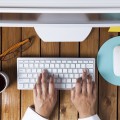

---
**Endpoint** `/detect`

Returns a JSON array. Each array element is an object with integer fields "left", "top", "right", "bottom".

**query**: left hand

[{"left": 33, "top": 70, "right": 57, "bottom": 119}]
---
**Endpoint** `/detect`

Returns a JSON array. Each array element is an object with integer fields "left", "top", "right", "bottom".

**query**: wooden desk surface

[{"left": 0, "top": 27, "right": 119, "bottom": 120}]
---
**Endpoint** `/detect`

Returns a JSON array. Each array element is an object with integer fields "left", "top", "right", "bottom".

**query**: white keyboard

[{"left": 17, "top": 58, "right": 95, "bottom": 90}]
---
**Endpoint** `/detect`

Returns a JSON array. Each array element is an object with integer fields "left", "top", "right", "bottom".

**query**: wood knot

[
  {"left": 105, "top": 97, "right": 111, "bottom": 106},
  {"left": 60, "top": 106, "right": 66, "bottom": 114}
]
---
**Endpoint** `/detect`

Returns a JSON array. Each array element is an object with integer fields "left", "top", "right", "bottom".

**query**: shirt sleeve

[
  {"left": 78, "top": 114, "right": 100, "bottom": 120},
  {"left": 22, "top": 107, "right": 48, "bottom": 120}
]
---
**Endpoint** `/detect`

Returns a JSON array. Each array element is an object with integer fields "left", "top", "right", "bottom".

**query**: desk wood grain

[{"left": 0, "top": 27, "right": 119, "bottom": 120}]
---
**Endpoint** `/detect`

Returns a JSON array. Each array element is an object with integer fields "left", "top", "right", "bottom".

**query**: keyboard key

[
  {"left": 69, "top": 74, "right": 74, "bottom": 78},
  {"left": 67, "top": 61, "right": 72, "bottom": 63},
  {"left": 37, "top": 69, "right": 42, "bottom": 73},
  {"left": 71, "top": 64, "right": 75, "bottom": 68},
  {"left": 19, "top": 69, "right": 25, "bottom": 73},
  {"left": 29, "top": 61, "right": 34, "bottom": 63},
  {"left": 57, "top": 79, "right": 61, "bottom": 83},
  {"left": 56, "top": 61, "right": 61, "bottom": 63},
  {"left": 73, "top": 69, "right": 77, "bottom": 73},
  {"left": 53, "top": 69, "right": 57, "bottom": 73},
  {"left": 46, "top": 60, "right": 50, "bottom": 63},
  {"left": 76, "top": 64, "right": 80, "bottom": 68},
  {"left": 67, "top": 79, "right": 71, "bottom": 83},
  {"left": 60, "top": 64, "right": 64, "bottom": 68},
  {"left": 45, "top": 64, "right": 49, "bottom": 68},
  {"left": 68, "top": 69, "right": 72, "bottom": 73},
  {"left": 66, "top": 84, "right": 72, "bottom": 88},
  {"left": 63, "top": 69, "right": 67, "bottom": 73},
  {"left": 50, "top": 64, "right": 54, "bottom": 68},
  {"left": 86, "top": 64, "right": 93, "bottom": 68},
  {"left": 33, "top": 74, "right": 38, "bottom": 78},
  {"left": 19, "top": 79, "right": 29, "bottom": 83},
  {"left": 78, "top": 61, "right": 82, "bottom": 63},
  {"left": 29, "top": 64, "right": 33, "bottom": 68},
  {"left": 30, "top": 79, "right": 35, "bottom": 83},
  {"left": 35, "top": 64, "right": 39, "bottom": 68},
  {"left": 62, "top": 79, "right": 66, "bottom": 83},
  {"left": 24, "top": 64, "right": 28, "bottom": 68},
  {"left": 19, "top": 74, "right": 27, "bottom": 78},
  {"left": 89, "top": 69, "right": 93, "bottom": 73},
  {"left": 59, "top": 74, "right": 64, "bottom": 78},
  {"left": 64, "top": 74, "right": 69, "bottom": 78},
  {"left": 78, "top": 69, "right": 82, "bottom": 73},
  {"left": 28, "top": 74, "right": 32, "bottom": 78},
  {"left": 62, "top": 61, "right": 66, "bottom": 63},
  {"left": 83, "top": 61, "right": 88, "bottom": 63},
  {"left": 40, "top": 64, "right": 44, "bottom": 68},
  {"left": 24, "top": 84, "right": 29, "bottom": 89},
  {"left": 66, "top": 64, "right": 70, "bottom": 68},
  {"left": 72, "top": 79, "right": 76, "bottom": 83},
  {"left": 81, "top": 64, "right": 85, "bottom": 68},
  {"left": 26, "top": 69, "right": 31, "bottom": 73},
  {"left": 89, "top": 61, "right": 94, "bottom": 63},
  {"left": 29, "top": 84, "right": 34, "bottom": 89},
  {"left": 48, "top": 69, "right": 52, "bottom": 73},
  {"left": 58, "top": 69, "right": 62, "bottom": 73},
  {"left": 51, "top": 61, "right": 55, "bottom": 63},
  {"left": 19, "top": 64, "right": 23, "bottom": 67},
  {"left": 18, "top": 84, "right": 23, "bottom": 89},
  {"left": 32, "top": 69, "right": 36, "bottom": 73},
  {"left": 74, "top": 74, "right": 80, "bottom": 78},
  {"left": 55, "top": 84, "right": 65, "bottom": 89},
  {"left": 55, "top": 64, "right": 59, "bottom": 68},
  {"left": 73, "top": 61, "right": 77, "bottom": 63}
]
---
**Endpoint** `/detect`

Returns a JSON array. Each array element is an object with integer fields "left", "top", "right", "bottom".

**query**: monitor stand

[{"left": 34, "top": 25, "right": 92, "bottom": 42}]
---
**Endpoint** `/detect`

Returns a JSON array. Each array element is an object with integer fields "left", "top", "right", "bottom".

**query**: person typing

[{"left": 22, "top": 69, "right": 100, "bottom": 120}]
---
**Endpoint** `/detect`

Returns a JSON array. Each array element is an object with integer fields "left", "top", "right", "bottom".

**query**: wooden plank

[
  {"left": 60, "top": 42, "right": 79, "bottom": 120},
  {"left": 21, "top": 27, "right": 40, "bottom": 118},
  {"left": 1, "top": 27, "right": 21, "bottom": 120},
  {"left": 99, "top": 28, "right": 118, "bottom": 120},
  {"left": 0, "top": 27, "right": 2, "bottom": 120},
  {"left": 41, "top": 41, "right": 59, "bottom": 120},
  {"left": 80, "top": 28, "right": 99, "bottom": 113}
]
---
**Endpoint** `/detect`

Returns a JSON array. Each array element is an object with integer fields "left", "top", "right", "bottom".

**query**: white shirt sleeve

[
  {"left": 22, "top": 107, "right": 48, "bottom": 120},
  {"left": 78, "top": 114, "right": 100, "bottom": 120}
]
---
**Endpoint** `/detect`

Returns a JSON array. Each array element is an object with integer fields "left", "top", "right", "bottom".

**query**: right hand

[{"left": 71, "top": 69, "right": 97, "bottom": 118}]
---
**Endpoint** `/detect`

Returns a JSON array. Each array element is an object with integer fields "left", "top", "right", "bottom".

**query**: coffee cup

[{"left": 0, "top": 72, "right": 9, "bottom": 93}]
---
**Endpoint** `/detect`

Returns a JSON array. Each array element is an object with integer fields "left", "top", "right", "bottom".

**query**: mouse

[{"left": 113, "top": 46, "right": 120, "bottom": 76}]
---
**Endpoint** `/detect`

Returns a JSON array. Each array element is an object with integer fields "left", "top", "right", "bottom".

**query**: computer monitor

[{"left": 0, "top": 0, "right": 120, "bottom": 42}]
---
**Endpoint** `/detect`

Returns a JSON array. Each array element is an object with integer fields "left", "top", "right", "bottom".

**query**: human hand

[
  {"left": 71, "top": 69, "right": 97, "bottom": 118},
  {"left": 33, "top": 70, "right": 57, "bottom": 119}
]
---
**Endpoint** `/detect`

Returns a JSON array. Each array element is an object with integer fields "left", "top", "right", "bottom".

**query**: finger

[
  {"left": 82, "top": 80, "right": 87, "bottom": 95},
  {"left": 41, "top": 69, "right": 48, "bottom": 83},
  {"left": 36, "top": 83, "right": 42, "bottom": 97},
  {"left": 75, "top": 78, "right": 82, "bottom": 95},
  {"left": 71, "top": 88, "right": 75, "bottom": 101},
  {"left": 93, "top": 82, "right": 97, "bottom": 97},
  {"left": 49, "top": 76, "right": 55, "bottom": 96},
  {"left": 41, "top": 70, "right": 48, "bottom": 96},
  {"left": 33, "top": 84, "right": 37, "bottom": 98},
  {"left": 37, "top": 73, "right": 42, "bottom": 84},
  {"left": 82, "top": 69, "right": 87, "bottom": 80},
  {"left": 87, "top": 74, "right": 93, "bottom": 95}
]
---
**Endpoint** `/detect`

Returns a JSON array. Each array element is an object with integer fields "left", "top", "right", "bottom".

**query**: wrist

[
  {"left": 79, "top": 111, "right": 96, "bottom": 118},
  {"left": 35, "top": 108, "right": 50, "bottom": 119}
]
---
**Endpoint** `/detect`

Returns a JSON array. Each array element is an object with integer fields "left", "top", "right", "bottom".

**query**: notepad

[{"left": 109, "top": 26, "right": 120, "bottom": 32}]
